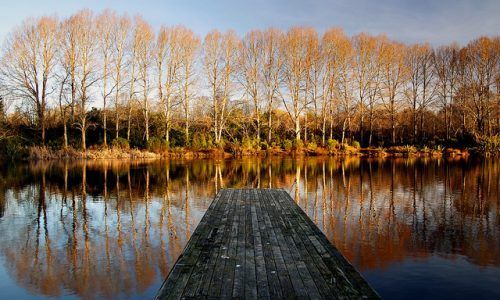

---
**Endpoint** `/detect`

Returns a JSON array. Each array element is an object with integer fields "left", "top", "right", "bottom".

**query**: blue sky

[{"left": 0, "top": 0, "right": 498, "bottom": 45}]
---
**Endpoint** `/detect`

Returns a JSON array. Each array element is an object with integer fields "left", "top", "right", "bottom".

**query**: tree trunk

[
  {"left": 267, "top": 106, "right": 272, "bottom": 143},
  {"left": 185, "top": 121, "right": 189, "bottom": 146},
  {"left": 63, "top": 120, "right": 68, "bottom": 149},
  {"left": 391, "top": 113, "right": 396, "bottom": 145},
  {"left": 304, "top": 113, "right": 308, "bottom": 144},
  {"left": 322, "top": 114, "right": 326, "bottom": 145},
  {"left": 445, "top": 105, "right": 450, "bottom": 140},
  {"left": 41, "top": 116, "right": 46, "bottom": 146},
  {"left": 103, "top": 64, "right": 108, "bottom": 147},
  {"left": 115, "top": 71, "right": 121, "bottom": 140},
  {"left": 81, "top": 119, "right": 86, "bottom": 151},
  {"left": 391, "top": 96, "right": 396, "bottom": 145},
  {"left": 145, "top": 102, "right": 149, "bottom": 142},
  {"left": 368, "top": 109, "right": 374, "bottom": 147},
  {"left": 256, "top": 115, "right": 260, "bottom": 142},
  {"left": 359, "top": 103, "right": 364, "bottom": 147},
  {"left": 115, "top": 107, "right": 119, "bottom": 140},
  {"left": 420, "top": 112, "right": 425, "bottom": 141},
  {"left": 341, "top": 118, "right": 347, "bottom": 145},
  {"left": 295, "top": 117, "right": 301, "bottom": 141},
  {"left": 329, "top": 104, "right": 333, "bottom": 141},
  {"left": 165, "top": 95, "right": 170, "bottom": 143},
  {"left": 103, "top": 105, "right": 107, "bottom": 147},
  {"left": 127, "top": 106, "right": 132, "bottom": 141},
  {"left": 185, "top": 96, "right": 189, "bottom": 146},
  {"left": 255, "top": 100, "right": 260, "bottom": 142},
  {"left": 213, "top": 88, "right": 218, "bottom": 144}
]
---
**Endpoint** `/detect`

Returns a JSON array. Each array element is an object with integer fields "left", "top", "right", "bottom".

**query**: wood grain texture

[{"left": 156, "top": 188, "right": 379, "bottom": 300}]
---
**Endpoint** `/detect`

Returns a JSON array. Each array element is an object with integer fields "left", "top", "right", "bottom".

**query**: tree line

[{"left": 0, "top": 9, "right": 498, "bottom": 152}]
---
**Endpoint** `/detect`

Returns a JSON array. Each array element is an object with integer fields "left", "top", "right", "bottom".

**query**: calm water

[{"left": 0, "top": 157, "right": 498, "bottom": 299}]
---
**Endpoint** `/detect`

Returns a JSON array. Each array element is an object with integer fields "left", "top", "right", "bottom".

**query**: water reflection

[{"left": 0, "top": 157, "right": 498, "bottom": 299}]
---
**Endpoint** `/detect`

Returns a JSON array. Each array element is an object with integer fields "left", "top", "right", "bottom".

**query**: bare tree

[
  {"left": 406, "top": 44, "right": 425, "bottom": 142},
  {"left": 154, "top": 26, "right": 168, "bottom": 137},
  {"left": 203, "top": 30, "right": 222, "bottom": 144},
  {"left": 417, "top": 46, "right": 436, "bottom": 140},
  {"left": 461, "top": 37, "right": 499, "bottom": 137},
  {"left": 218, "top": 31, "right": 240, "bottom": 144},
  {"left": 61, "top": 14, "right": 79, "bottom": 133},
  {"left": 353, "top": 33, "right": 378, "bottom": 146},
  {"left": 161, "top": 26, "right": 183, "bottom": 143},
  {"left": 239, "top": 30, "right": 263, "bottom": 141},
  {"left": 135, "top": 16, "right": 154, "bottom": 143},
  {"left": 112, "top": 14, "right": 130, "bottom": 140},
  {"left": 60, "top": 17, "right": 78, "bottom": 148},
  {"left": 126, "top": 16, "right": 142, "bottom": 141},
  {"left": 178, "top": 27, "right": 200, "bottom": 145},
  {"left": 74, "top": 10, "right": 98, "bottom": 151},
  {"left": 379, "top": 38, "right": 408, "bottom": 145},
  {"left": 261, "top": 28, "right": 283, "bottom": 143},
  {"left": 97, "top": 10, "right": 115, "bottom": 147},
  {"left": 405, "top": 44, "right": 436, "bottom": 142},
  {"left": 324, "top": 28, "right": 353, "bottom": 145},
  {"left": 203, "top": 30, "right": 239, "bottom": 145},
  {"left": 321, "top": 29, "right": 339, "bottom": 142},
  {"left": 433, "top": 44, "right": 459, "bottom": 140},
  {"left": 365, "top": 36, "right": 384, "bottom": 146},
  {"left": 281, "top": 27, "right": 313, "bottom": 142},
  {"left": 55, "top": 66, "right": 70, "bottom": 149},
  {"left": 303, "top": 29, "right": 319, "bottom": 143},
  {"left": 0, "top": 16, "right": 59, "bottom": 145}
]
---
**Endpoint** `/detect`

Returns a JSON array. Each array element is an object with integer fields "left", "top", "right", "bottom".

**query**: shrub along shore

[
  {"left": 18, "top": 139, "right": 484, "bottom": 161},
  {"left": 2, "top": 132, "right": 498, "bottom": 161}
]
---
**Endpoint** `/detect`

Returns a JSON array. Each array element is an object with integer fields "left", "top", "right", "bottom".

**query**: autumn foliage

[{"left": 0, "top": 10, "right": 498, "bottom": 155}]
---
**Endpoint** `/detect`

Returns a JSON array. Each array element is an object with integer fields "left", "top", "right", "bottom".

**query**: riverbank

[
  {"left": 26, "top": 146, "right": 228, "bottom": 160},
  {"left": 18, "top": 144, "right": 477, "bottom": 161}
]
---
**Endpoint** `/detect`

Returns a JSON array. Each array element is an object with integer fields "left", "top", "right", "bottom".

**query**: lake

[{"left": 0, "top": 157, "right": 498, "bottom": 299}]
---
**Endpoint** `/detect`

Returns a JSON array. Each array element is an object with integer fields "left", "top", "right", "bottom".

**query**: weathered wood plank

[
  {"left": 244, "top": 189, "right": 258, "bottom": 299},
  {"left": 261, "top": 188, "right": 310, "bottom": 298},
  {"left": 220, "top": 189, "right": 242, "bottom": 299},
  {"left": 205, "top": 189, "right": 237, "bottom": 297},
  {"left": 231, "top": 189, "right": 246, "bottom": 298},
  {"left": 253, "top": 189, "right": 283, "bottom": 299},
  {"left": 258, "top": 189, "right": 297, "bottom": 299},
  {"left": 156, "top": 191, "right": 224, "bottom": 300},
  {"left": 269, "top": 189, "right": 335, "bottom": 299},
  {"left": 156, "top": 188, "right": 379, "bottom": 300},
  {"left": 191, "top": 188, "right": 234, "bottom": 297},
  {"left": 277, "top": 189, "right": 378, "bottom": 298},
  {"left": 250, "top": 190, "right": 270, "bottom": 299}
]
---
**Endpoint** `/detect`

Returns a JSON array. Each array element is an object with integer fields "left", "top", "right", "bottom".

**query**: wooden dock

[{"left": 156, "top": 189, "right": 379, "bottom": 299}]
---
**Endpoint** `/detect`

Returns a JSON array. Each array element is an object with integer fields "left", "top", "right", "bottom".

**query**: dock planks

[{"left": 156, "top": 189, "right": 379, "bottom": 299}]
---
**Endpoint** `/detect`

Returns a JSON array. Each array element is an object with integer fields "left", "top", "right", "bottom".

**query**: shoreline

[{"left": 13, "top": 145, "right": 480, "bottom": 161}]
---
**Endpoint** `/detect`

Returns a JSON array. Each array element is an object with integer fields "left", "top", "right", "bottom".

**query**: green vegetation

[
  {"left": 111, "top": 137, "right": 130, "bottom": 150},
  {"left": 147, "top": 137, "right": 169, "bottom": 153},
  {"left": 480, "top": 135, "right": 500, "bottom": 155}
]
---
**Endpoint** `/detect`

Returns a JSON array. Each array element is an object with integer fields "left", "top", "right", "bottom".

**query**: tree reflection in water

[{"left": 0, "top": 157, "right": 498, "bottom": 299}]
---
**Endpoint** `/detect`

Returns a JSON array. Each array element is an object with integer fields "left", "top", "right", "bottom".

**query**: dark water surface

[{"left": 0, "top": 157, "right": 498, "bottom": 299}]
